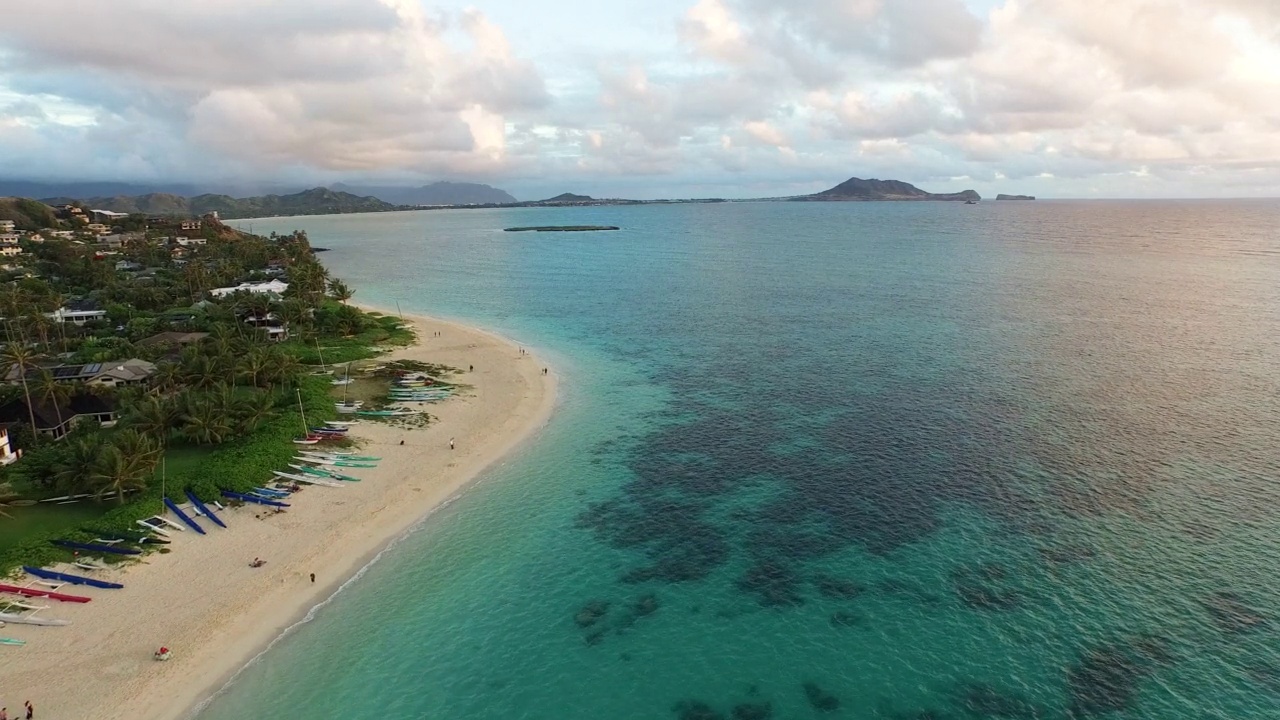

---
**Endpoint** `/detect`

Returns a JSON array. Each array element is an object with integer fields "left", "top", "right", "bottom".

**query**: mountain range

[
  {"left": 3, "top": 176, "right": 1002, "bottom": 223},
  {"left": 41, "top": 188, "right": 402, "bottom": 219}
]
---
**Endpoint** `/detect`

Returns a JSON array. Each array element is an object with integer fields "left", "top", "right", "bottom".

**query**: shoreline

[{"left": 3, "top": 308, "right": 557, "bottom": 720}]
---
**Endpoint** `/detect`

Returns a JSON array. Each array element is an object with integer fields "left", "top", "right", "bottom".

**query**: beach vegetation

[{"left": 0, "top": 215, "right": 407, "bottom": 576}]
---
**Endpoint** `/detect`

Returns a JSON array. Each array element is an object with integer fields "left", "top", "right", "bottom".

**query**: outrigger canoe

[
  {"left": 271, "top": 471, "right": 344, "bottom": 488},
  {"left": 0, "top": 612, "right": 71, "bottom": 627},
  {"left": 0, "top": 583, "right": 91, "bottom": 603},
  {"left": 184, "top": 490, "right": 228, "bottom": 529},
  {"left": 221, "top": 491, "right": 289, "bottom": 508},
  {"left": 163, "top": 498, "right": 207, "bottom": 535},
  {"left": 51, "top": 540, "right": 141, "bottom": 556},
  {"left": 22, "top": 566, "right": 123, "bottom": 590}
]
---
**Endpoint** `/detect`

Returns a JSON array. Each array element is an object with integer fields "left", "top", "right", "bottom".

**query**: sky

[{"left": 0, "top": 0, "right": 1278, "bottom": 200}]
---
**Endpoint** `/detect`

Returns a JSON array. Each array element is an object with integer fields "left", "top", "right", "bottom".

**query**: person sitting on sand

[{"left": 250, "top": 558, "right": 266, "bottom": 568}]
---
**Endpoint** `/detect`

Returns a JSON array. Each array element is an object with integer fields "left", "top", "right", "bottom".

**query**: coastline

[{"left": 3, "top": 308, "right": 557, "bottom": 720}]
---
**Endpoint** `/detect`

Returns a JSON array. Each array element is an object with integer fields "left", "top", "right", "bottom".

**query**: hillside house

[
  {"left": 90, "top": 209, "right": 129, "bottom": 223},
  {"left": 46, "top": 229, "right": 73, "bottom": 239},
  {"left": 115, "top": 259, "right": 143, "bottom": 271},
  {"left": 85, "top": 223, "right": 111, "bottom": 235},
  {"left": 0, "top": 246, "right": 23, "bottom": 258},
  {"left": 174, "top": 236, "right": 207, "bottom": 246},
  {"left": 210, "top": 279, "right": 288, "bottom": 298},
  {"left": 180, "top": 219, "right": 202, "bottom": 231},
  {"left": 0, "top": 232, "right": 19, "bottom": 244},
  {"left": 0, "top": 220, "right": 14, "bottom": 232},
  {"left": 0, "top": 394, "right": 118, "bottom": 442},
  {"left": 4, "top": 359, "right": 156, "bottom": 388},
  {"left": 49, "top": 298, "right": 107, "bottom": 325}
]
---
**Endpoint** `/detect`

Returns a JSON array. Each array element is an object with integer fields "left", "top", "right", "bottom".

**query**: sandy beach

[{"left": 1, "top": 309, "right": 556, "bottom": 720}]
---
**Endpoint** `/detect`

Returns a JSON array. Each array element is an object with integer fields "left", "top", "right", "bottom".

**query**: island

[
  {"left": 792, "top": 177, "right": 981, "bottom": 202},
  {"left": 503, "top": 225, "right": 620, "bottom": 232},
  {"left": 996, "top": 194, "right": 1036, "bottom": 201}
]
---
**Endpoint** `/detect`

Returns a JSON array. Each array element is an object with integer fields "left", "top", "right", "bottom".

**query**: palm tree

[
  {"left": 328, "top": 279, "right": 354, "bottom": 304},
  {"left": 237, "top": 391, "right": 277, "bottom": 433},
  {"left": 151, "top": 361, "right": 182, "bottom": 394},
  {"left": 180, "top": 396, "right": 232, "bottom": 445},
  {"left": 88, "top": 441, "right": 154, "bottom": 504},
  {"left": 183, "top": 354, "right": 220, "bottom": 390},
  {"left": 32, "top": 370, "right": 72, "bottom": 432},
  {"left": 124, "top": 396, "right": 177, "bottom": 448},
  {"left": 1, "top": 342, "right": 42, "bottom": 445},
  {"left": 112, "top": 428, "right": 162, "bottom": 471},
  {"left": 240, "top": 348, "right": 271, "bottom": 388},
  {"left": 53, "top": 436, "right": 102, "bottom": 493}
]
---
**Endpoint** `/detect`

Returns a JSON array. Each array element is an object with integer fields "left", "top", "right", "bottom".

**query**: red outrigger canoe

[{"left": 0, "top": 583, "right": 91, "bottom": 603}]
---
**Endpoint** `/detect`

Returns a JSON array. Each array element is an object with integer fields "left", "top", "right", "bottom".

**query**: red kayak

[{"left": 0, "top": 582, "right": 91, "bottom": 603}]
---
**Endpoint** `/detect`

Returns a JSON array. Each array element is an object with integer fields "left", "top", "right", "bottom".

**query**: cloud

[
  {"left": 1, "top": 0, "right": 1279, "bottom": 197},
  {"left": 0, "top": 0, "right": 547, "bottom": 178}
]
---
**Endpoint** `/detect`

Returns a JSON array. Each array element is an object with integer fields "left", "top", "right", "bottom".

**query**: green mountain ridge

[{"left": 40, "top": 187, "right": 403, "bottom": 219}]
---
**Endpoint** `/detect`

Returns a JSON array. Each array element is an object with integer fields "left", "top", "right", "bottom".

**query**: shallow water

[{"left": 206, "top": 200, "right": 1280, "bottom": 719}]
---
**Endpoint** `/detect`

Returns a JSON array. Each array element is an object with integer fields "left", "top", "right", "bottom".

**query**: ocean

[{"left": 206, "top": 200, "right": 1280, "bottom": 719}]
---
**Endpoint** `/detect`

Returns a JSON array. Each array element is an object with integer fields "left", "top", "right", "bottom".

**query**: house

[
  {"left": 180, "top": 219, "right": 202, "bottom": 231},
  {"left": 261, "top": 326, "right": 289, "bottom": 343},
  {"left": 174, "top": 236, "right": 207, "bottom": 247},
  {"left": 115, "top": 259, "right": 143, "bottom": 271},
  {"left": 100, "top": 234, "right": 127, "bottom": 249},
  {"left": 85, "top": 223, "right": 111, "bottom": 235},
  {"left": 90, "top": 209, "right": 129, "bottom": 223},
  {"left": 0, "top": 233, "right": 20, "bottom": 244},
  {"left": 27, "top": 234, "right": 44, "bottom": 243},
  {"left": 0, "top": 423, "right": 20, "bottom": 465},
  {"left": 0, "top": 394, "right": 118, "bottom": 441},
  {"left": 4, "top": 359, "right": 156, "bottom": 388},
  {"left": 137, "top": 331, "right": 208, "bottom": 349},
  {"left": 0, "top": 246, "right": 23, "bottom": 257},
  {"left": 210, "top": 279, "right": 288, "bottom": 298},
  {"left": 0, "top": 220, "right": 14, "bottom": 232},
  {"left": 49, "top": 298, "right": 107, "bottom": 325},
  {"left": 47, "top": 230, "right": 73, "bottom": 239}
]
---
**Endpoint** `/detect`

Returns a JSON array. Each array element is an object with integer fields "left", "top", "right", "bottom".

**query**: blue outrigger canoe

[
  {"left": 184, "top": 490, "right": 228, "bottom": 529},
  {"left": 163, "top": 497, "right": 207, "bottom": 535},
  {"left": 23, "top": 565, "right": 123, "bottom": 589},
  {"left": 51, "top": 540, "right": 141, "bottom": 556},
  {"left": 222, "top": 490, "right": 290, "bottom": 508}
]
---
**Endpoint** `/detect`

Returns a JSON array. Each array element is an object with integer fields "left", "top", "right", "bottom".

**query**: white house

[
  {"left": 0, "top": 220, "right": 14, "bottom": 232},
  {"left": 0, "top": 246, "right": 23, "bottom": 257},
  {"left": 49, "top": 299, "right": 108, "bottom": 325},
  {"left": 85, "top": 223, "right": 111, "bottom": 235},
  {"left": 90, "top": 209, "right": 130, "bottom": 223},
  {"left": 0, "top": 423, "right": 21, "bottom": 465},
  {"left": 174, "top": 236, "right": 207, "bottom": 246},
  {"left": 0, "top": 233, "right": 19, "bottom": 244},
  {"left": 210, "top": 279, "right": 289, "bottom": 298},
  {"left": 47, "top": 230, "right": 74, "bottom": 239}
]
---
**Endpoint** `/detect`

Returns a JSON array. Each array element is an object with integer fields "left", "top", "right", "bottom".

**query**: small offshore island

[{"left": 504, "top": 225, "right": 620, "bottom": 232}]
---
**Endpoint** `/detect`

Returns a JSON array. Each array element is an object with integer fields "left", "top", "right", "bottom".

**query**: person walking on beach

[
  {"left": 310, "top": 573, "right": 316, "bottom": 583},
  {"left": 24, "top": 701, "right": 32, "bottom": 719},
  {"left": 449, "top": 437, "right": 455, "bottom": 450},
  {"left": 469, "top": 365, "right": 473, "bottom": 372}
]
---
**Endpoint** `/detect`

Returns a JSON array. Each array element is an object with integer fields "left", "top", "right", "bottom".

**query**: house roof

[
  {"left": 64, "top": 298, "right": 103, "bottom": 313},
  {"left": 0, "top": 393, "right": 117, "bottom": 431},
  {"left": 137, "top": 331, "right": 209, "bottom": 348},
  {"left": 4, "top": 358, "right": 156, "bottom": 384}
]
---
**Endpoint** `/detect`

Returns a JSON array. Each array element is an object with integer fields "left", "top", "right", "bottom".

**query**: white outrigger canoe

[
  {"left": 0, "top": 611, "right": 71, "bottom": 627},
  {"left": 271, "top": 471, "right": 345, "bottom": 488}
]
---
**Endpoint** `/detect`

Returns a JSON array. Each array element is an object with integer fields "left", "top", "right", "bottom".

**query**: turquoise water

[{"left": 206, "top": 201, "right": 1280, "bottom": 719}]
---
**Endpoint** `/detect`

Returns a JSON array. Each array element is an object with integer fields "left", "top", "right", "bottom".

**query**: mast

[{"left": 296, "top": 388, "right": 308, "bottom": 436}]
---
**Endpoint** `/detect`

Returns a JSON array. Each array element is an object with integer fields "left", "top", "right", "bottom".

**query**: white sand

[{"left": 1, "top": 310, "right": 556, "bottom": 720}]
